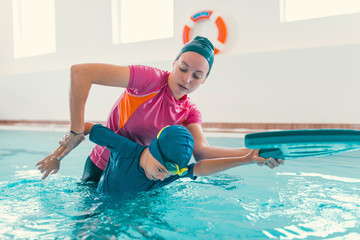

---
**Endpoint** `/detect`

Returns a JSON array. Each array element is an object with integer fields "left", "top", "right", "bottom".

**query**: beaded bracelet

[{"left": 70, "top": 130, "right": 85, "bottom": 135}]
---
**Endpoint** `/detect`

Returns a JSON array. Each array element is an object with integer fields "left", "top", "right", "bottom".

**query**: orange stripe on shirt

[
  {"left": 118, "top": 91, "right": 158, "bottom": 129},
  {"left": 180, "top": 108, "right": 189, "bottom": 125}
]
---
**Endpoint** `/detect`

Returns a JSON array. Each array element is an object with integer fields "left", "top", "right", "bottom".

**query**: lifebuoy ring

[{"left": 182, "top": 10, "right": 227, "bottom": 54}]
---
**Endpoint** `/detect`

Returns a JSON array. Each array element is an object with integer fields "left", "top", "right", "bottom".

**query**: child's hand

[
  {"left": 264, "top": 157, "right": 284, "bottom": 169},
  {"left": 251, "top": 149, "right": 284, "bottom": 169},
  {"left": 36, "top": 145, "right": 65, "bottom": 180}
]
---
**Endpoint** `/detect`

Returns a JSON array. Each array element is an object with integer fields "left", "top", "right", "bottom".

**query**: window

[
  {"left": 112, "top": 0, "right": 173, "bottom": 44},
  {"left": 280, "top": 0, "right": 360, "bottom": 22},
  {"left": 12, "top": 0, "right": 56, "bottom": 58}
]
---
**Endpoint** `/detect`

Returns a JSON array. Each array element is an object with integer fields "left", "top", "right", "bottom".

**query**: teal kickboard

[{"left": 245, "top": 129, "right": 360, "bottom": 159}]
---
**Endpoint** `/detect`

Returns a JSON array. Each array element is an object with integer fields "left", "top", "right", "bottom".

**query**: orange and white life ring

[{"left": 182, "top": 10, "right": 227, "bottom": 54}]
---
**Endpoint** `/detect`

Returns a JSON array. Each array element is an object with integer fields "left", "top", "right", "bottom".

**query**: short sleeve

[
  {"left": 183, "top": 103, "right": 202, "bottom": 126},
  {"left": 128, "top": 65, "right": 169, "bottom": 96}
]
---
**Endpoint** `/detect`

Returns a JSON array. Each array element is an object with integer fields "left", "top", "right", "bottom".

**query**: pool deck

[{"left": 1, "top": 120, "right": 359, "bottom": 134}]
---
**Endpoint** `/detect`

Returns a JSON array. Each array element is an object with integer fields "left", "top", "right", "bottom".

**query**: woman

[{"left": 37, "top": 36, "right": 283, "bottom": 181}]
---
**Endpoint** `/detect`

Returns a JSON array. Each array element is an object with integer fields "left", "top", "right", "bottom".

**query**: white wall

[{"left": 0, "top": 0, "right": 359, "bottom": 123}]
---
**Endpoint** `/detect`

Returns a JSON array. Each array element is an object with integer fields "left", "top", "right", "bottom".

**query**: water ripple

[
  {"left": 277, "top": 171, "right": 360, "bottom": 183},
  {"left": 0, "top": 148, "right": 49, "bottom": 160},
  {"left": 1, "top": 156, "right": 360, "bottom": 239}
]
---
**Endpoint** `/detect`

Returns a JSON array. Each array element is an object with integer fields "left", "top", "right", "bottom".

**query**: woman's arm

[
  {"left": 186, "top": 123, "right": 249, "bottom": 161},
  {"left": 187, "top": 123, "right": 284, "bottom": 170},
  {"left": 58, "top": 64, "right": 130, "bottom": 160},
  {"left": 193, "top": 149, "right": 284, "bottom": 176},
  {"left": 69, "top": 64, "right": 130, "bottom": 133}
]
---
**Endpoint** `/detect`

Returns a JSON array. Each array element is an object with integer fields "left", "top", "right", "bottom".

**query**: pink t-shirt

[{"left": 89, "top": 65, "right": 202, "bottom": 170}]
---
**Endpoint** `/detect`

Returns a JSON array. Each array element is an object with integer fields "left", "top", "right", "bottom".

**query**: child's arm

[
  {"left": 88, "top": 123, "right": 137, "bottom": 151},
  {"left": 193, "top": 149, "right": 284, "bottom": 176}
]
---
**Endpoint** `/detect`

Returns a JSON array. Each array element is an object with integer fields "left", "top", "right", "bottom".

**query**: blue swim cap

[
  {"left": 149, "top": 125, "right": 194, "bottom": 170},
  {"left": 176, "top": 36, "right": 215, "bottom": 76}
]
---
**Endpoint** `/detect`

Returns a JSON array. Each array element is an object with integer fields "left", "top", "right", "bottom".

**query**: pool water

[{"left": 1, "top": 129, "right": 360, "bottom": 239}]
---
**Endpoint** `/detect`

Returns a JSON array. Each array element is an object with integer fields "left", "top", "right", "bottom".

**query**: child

[{"left": 83, "top": 123, "right": 283, "bottom": 197}]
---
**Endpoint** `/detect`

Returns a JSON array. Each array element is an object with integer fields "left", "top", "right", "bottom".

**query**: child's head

[{"left": 149, "top": 125, "right": 194, "bottom": 176}]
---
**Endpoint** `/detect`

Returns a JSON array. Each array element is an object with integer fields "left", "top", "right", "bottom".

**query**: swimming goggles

[{"left": 156, "top": 128, "right": 188, "bottom": 176}]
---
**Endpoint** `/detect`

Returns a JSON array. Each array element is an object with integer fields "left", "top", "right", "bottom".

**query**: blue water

[{"left": 1, "top": 129, "right": 360, "bottom": 239}]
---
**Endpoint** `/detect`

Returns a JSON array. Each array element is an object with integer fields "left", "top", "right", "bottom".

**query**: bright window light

[
  {"left": 111, "top": 0, "right": 173, "bottom": 44},
  {"left": 12, "top": 0, "right": 56, "bottom": 58},
  {"left": 280, "top": 0, "right": 360, "bottom": 22}
]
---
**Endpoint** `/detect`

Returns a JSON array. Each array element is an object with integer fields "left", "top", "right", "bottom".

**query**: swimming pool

[{"left": 1, "top": 127, "right": 360, "bottom": 239}]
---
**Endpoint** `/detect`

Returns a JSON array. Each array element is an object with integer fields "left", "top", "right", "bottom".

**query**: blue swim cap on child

[
  {"left": 149, "top": 125, "right": 194, "bottom": 170},
  {"left": 176, "top": 36, "right": 215, "bottom": 76}
]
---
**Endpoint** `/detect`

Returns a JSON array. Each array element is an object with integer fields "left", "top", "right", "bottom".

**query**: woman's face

[{"left": 168, "top": 51, "right": 210, "bottom": 100}]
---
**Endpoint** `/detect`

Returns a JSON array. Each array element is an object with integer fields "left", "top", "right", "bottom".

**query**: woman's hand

[
  {"left": 57, "top": 131, "right": 85, "bottom": 160},
  {"left": 58, "top": 122, "right": 95, "bottom": 159},
  {"left": 36, "top": 122, "right": 94, "bottom": 180},
  {"left": 36, "top": 145, "right": 66, "bottom": 180}
]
